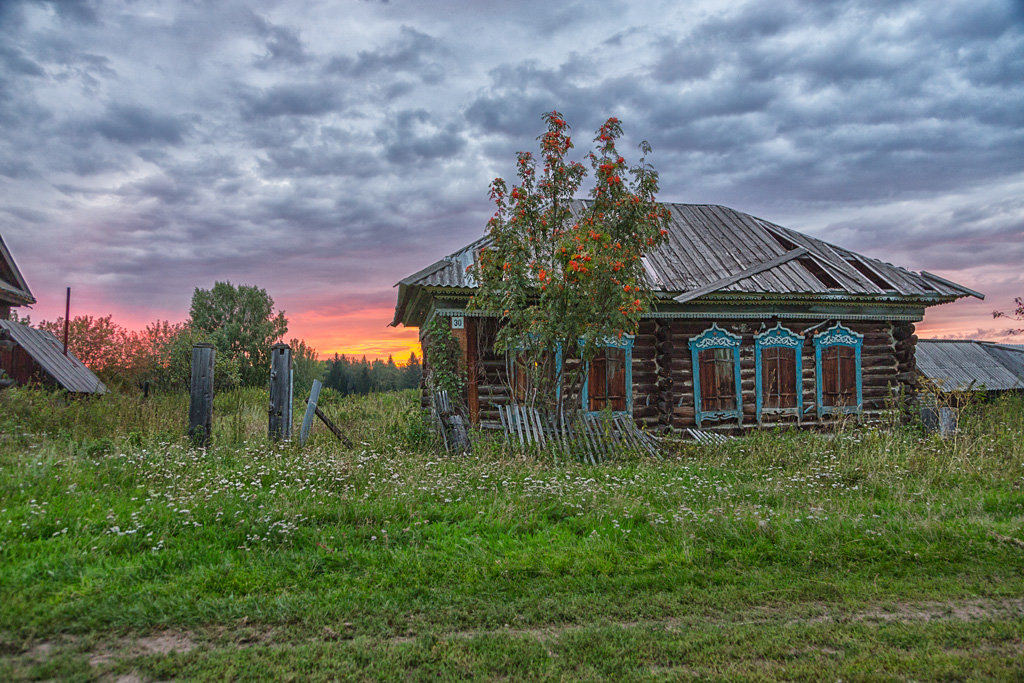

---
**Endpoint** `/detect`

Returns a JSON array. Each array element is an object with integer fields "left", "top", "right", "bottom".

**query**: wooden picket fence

[
  {"left": 431, "top": 393, "right": 731, "bottom": 459},
  {"left": 496, "top": 403, "right": 662, "bottom": 462},
  {"left": 431, "top": 390, "right": 470, "bottom": 453}
]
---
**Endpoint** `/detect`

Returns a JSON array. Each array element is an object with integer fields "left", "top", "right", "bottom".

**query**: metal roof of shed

[
  {"left": 0, "top": 320, "right": 107, "bottom": 394},
  {"left": 393, "top": 201, "right": 979, "bottom": 326},
  {"left": 916, "top": 339, "right": 1024, "bottom": 391}
]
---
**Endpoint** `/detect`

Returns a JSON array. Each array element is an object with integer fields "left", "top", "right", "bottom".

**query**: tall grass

[
  {"left": 1, "top": 388, "right": 1022, "bottom": 679},
  {"left": 0, "top": 386, "right": 433, "bottom": 452}
]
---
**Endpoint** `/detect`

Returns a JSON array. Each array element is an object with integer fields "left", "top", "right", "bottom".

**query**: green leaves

[
  {"left": 470, "top": 111, "right": 669, "bottom": 409},
  {"left": 189, "top": 281, "right": 289, "bottom": 387}
]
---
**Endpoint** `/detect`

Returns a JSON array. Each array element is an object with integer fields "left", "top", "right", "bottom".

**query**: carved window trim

[
  {"left": 813, "top": 322, "right": 864, "bottom": 419},
  {"left": 754, "top": 323, "right": 803, "bottom": 423},
  {"left": 689, "top": 323, "right": 743, "bottom": 427}
]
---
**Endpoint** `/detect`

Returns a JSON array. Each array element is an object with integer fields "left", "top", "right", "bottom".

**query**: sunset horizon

[{"left": 2, "top": 0, "right": 1021, "bottom": 361}]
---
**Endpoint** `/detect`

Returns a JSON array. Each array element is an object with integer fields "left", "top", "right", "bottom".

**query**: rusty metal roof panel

[
  {"left": 916, "top": 339, "right": 1024, "bottom": 391},
  {"left": 0, "top": 320, "right": 107, "bottom": 394}
]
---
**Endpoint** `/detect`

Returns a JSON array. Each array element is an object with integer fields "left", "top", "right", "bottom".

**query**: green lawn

[{"left": 1, "top": 388, "right": 1022, "bottom": 680}]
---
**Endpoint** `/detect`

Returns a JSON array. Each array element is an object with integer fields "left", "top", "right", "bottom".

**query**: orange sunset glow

[{"left": 2, "top": 0, "right": 1022, "bottom": 367}]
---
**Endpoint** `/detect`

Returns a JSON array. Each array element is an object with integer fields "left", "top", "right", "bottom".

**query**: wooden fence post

[
  {"left": 188, "top": 343, "right": 215, "bottom": 446},
  {"left": 268, "top": 342, "right": 292, "bottom": 441}
]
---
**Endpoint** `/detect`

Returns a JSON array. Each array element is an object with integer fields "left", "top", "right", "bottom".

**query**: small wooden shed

[
  {"left": 393, "top": 201, "right": 981, "bottom": 433},
  {"left": 0, "top": 234, "right": 35, "bottom": 320}
]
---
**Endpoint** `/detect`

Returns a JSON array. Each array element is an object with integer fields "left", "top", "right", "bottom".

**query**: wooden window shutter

[
  {"left": 821, "top": 346, "right": 856, "bottom": 407},
  {"left": 698, "top": 348, "right": 736, "bottom": 411},
  {"left": 588, "top": 347, "right": 627, "bottom": 412},
  {"left": 761, "top": 347, "right": 797, "bottom": 409}
]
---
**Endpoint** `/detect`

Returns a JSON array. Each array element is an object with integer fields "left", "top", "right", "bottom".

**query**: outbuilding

[
  {"left": 1, "top": 234, "right": 35, "bottom": 320},
  {"left": 916, "top": 339, "right": 1024, "bottom": 393},
  {"left": 392, "top": 202, "right": 980, "bottom": 433}
]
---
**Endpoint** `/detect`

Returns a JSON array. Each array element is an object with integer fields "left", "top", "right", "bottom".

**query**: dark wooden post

[
  {"left": 63, "top": 287, "right": 71, "bottom": 356},
  {"left": 188, "top": 343, "right": 215, "bottom": 446},
  {"left": 268, "top": 342, "right": 292, "bottom": 441}
]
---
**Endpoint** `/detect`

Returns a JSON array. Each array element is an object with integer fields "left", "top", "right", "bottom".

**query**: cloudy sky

[{"left": 2, "top": 0, "right": 1022, "bottom": 359}]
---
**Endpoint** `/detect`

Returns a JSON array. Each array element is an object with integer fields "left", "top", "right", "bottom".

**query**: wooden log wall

[
  {"left": 433, "top": 315, "right": 919, "bottom": 434},
  {"left": 627, "top": 318, "right": 916, "bottom": 433}
]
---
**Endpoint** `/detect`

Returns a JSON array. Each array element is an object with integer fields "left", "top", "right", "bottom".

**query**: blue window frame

[
  {"left": 813, "top": 322, "right": 864, "bottom": 419},
  {"left": 582, "top": 335, "right": 634, "bottom": 416},
  {"left": 754, "top": 323, "right": 804, "bottom": 423},
  {"left": 689, "top": 324, "right": 743, "bottom": 427}
]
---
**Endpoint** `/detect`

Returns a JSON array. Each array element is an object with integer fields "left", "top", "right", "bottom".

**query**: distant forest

[{"left": 322, "top": 353, "right": 421, "bottom": 396}]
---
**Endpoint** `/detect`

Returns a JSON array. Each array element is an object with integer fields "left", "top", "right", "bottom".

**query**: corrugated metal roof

[
  {"left": 394, "top": 202, "right": 976, "bottom": 323},
  {"left": 0, "top": 320, "right": 108, "bottom": 394},
  {"left": 916, "top": 339, "right": 1024, "bottom": 391}
]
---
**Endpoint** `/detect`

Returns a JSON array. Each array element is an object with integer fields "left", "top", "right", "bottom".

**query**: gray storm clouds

[{"left": 0, "top": 0, "right": 1021, "bottom": 345}]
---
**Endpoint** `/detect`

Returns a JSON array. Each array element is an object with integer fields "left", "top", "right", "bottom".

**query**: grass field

[{"left": 1, "top": 388, "right": 1022, "bottom": 681}]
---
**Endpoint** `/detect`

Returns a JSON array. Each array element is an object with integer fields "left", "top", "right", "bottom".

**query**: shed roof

[
  {"left": 0, "top": 234, "right": 35, "bottom": 307},
  {"left": 393, "top": 201, "right": 979, "bottom": 326},
  {"left": 916, "top": 339, "right": 1024, "bottom": 392},
  {"left": 0, "top": 320, "right": 107, "bottom": 394}
]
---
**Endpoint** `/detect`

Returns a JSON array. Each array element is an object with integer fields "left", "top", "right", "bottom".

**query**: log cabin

[{"left": 392, "top": 202, "right": 982, "bottom": 433}]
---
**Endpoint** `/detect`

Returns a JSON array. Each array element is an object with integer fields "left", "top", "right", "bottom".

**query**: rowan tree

[{"left": 469, "top": 111, "right": 669, "bottom": 412}]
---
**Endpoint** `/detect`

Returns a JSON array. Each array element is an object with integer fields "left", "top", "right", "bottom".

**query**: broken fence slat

[
  {"left": 314, "top": 405, "right": 354, "bottom": 447},
  {"left": 299, "top": 379, "right": 322, "bottom": 446},
  {"left": 529, "top": 407, "right": 545, "bottom": 447}
]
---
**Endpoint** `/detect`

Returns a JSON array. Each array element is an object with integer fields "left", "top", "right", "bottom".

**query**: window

[
  {"left": 754, "top": 323, "right": 803, "bottom": 422},
  {"left": 582, "top": 336, "right": 634, "bottom": 415},
  {"left": 689, "top": 324, "right": 742, "bottom": 427},
  {"left": 507, "top": 348, "right": 560, "bottom": 405},
  {"left": 813, "top": 322, "right": 863, "bottom": 419},
  {"left": 820, "top": 346, "right": 857, "bottom": 407},
  {"left": 698, "top": 348, "right": 737, "bottom": 412},
  {"left": 588, "top": 346, "right": 628, "bottom": 412}
]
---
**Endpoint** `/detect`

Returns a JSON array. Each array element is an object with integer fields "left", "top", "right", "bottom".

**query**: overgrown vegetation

[
  {"left": 469, "top": 112, "right": 669, "bottom": 412},
  {"left": 422, "top": 316, "right": 465, "bottom": 399},
  {"left": 1, "top": 389, "right": 1022, "bottom": 680}
]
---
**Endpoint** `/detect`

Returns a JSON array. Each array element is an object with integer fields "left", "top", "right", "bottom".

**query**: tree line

[
  {"left": 12, "top": 281, "right": 420, "bottom": 396},
  {"left": 322, "top": 353, "right": 421, "bottom": 396}
]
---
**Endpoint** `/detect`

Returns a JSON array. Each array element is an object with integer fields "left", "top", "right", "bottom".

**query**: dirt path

[{"left": 5, "top": 597, "right": 1024, "bottom": 679}]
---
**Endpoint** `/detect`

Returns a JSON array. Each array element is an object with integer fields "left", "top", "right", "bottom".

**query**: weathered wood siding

[
  {"left": 631, "top": 319, "right": 916, "bottom": 432},
  {"left": 0, "top": 342, "right": 48, "bottom": 386},
  {"left": 429, "top": 315, "right": 917, "bottom": 434}
]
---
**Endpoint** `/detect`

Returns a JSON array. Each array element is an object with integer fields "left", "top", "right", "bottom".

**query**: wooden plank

[
  {"left": 467, "top": 317, "right": 480, "bottom": 424},
  {"left": 268, "top": 343, "right": 292, "bottom": 441},
  {"left": 299, "top": 379, "right": 322, "bottom": 446},
  {"left": 512, "top": 405, "right": 526, "bottom": 448},
  {"left": 673, "top": 248, "right": 808, "bottom": 304},
  {"left": 314, "top": 405, "right": 354, "bottom": 447},
  {"left": 530, "top": 408, "right": 546, "bottom": 447},
  {"left": 921, "top": 271, "right": 985, "bottom": 300},
  {"left": 187, "top": 343, "right": 215, "bottom": 446}
]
